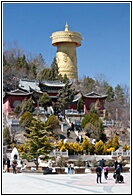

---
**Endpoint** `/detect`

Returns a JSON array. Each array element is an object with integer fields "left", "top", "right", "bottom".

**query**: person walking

[
  {"left": 7, "top": 158, "right": 10, "bottom": 172},
  {"left": 114, "top": 160, "right": 118, "bottom": 170},
  {"left": 115, "top": 164, "right": 121, "bottom": 183},
  {"left": 67, "top": 130, "right": 70, "bottom": 138},
  {"left": 96, "top": 165, "right": 102, "bottom": 183},
  {"left": 103, "top": 165, "right": 108, "bottom": 180},
  {"left": 67, "top": 162, "right": 71, "bottom": 174},
  {"left": 70, "top": 162, "right": 75, "bottom": 174},
  {"left": 12, "top": 159, "right": 17, "bottom": 174}
]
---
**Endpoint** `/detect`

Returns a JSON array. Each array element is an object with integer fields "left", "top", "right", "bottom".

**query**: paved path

[{"left": 2, "top": 172, "right": 131, "bottom": 194}]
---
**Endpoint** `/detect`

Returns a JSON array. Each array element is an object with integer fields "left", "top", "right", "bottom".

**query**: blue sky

[{"left": 3, "top": 2, "right": 130, "bottom": 88}]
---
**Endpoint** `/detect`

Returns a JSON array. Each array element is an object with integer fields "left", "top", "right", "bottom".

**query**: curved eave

[
  {"left": 83, "top": 95, "right": 108, "bottom": 99},
  {"left": 6, "top": 92, "right": 33, "bottom": 96},
  {"left": 40, "top": 81, "right": 72, "bottom": 87}
]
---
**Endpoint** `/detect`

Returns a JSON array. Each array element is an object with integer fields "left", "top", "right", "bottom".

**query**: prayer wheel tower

[{"left": 50, "top": 23, "right": 83, "bottom": 80}]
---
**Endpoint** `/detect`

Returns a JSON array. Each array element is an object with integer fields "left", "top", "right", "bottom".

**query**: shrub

[
  {"left": 105, "top": 159, "right": 115, "bottom": 167},
  {"left": 91, "top": 158, "right": 98, "bottom": 167},
  {"left": 57, "top": 156, "right": 65, "bottom": 168},
  {"left": 76, "top": 154, "right": 84, "bottom": 167}
]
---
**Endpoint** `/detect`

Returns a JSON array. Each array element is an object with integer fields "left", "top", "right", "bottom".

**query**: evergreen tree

[
  {"left": 114, "top": 84, "right": 125, "bottom": 104},
  {"left": 3, "top": 126, "right": 11, "bottom": 145},
  {"left": 81, "top": 76, "right": 96, "bottom": 94},
  {"left": 77, "top": 97, "right": 84, "bottom": 113},
  {"left": 106, "top": 86, "right": 115, "bottom": 102},
  {"left": 24, "top": 97, "right": 34, "bottom": 113},
  {"left": 19, "top": 111, "right": 33, "bottom": 129},
  {"left": 89, "top": 104, "right": 97, "bottom": 114},
  {"left": 44, "top": 114, "right": 59, "bottom": 132},
  {"left": 14, "top": 54, "right": 28, "bottom": 69},
  {"left": 56, "top": 81, "right": 77, "bottom": 117},
  {"left": 14, "top": 104, "right": 22, "bottom": 114},
  {"left": 112, "top": 134, "right": 120, "bottom": 150},
  {"left": 37, "top": 67, "right": 51, "bottom": 80},
  {"left": 81, "top": 113, "right": 106, "bottom": 142},
  {"left": 50, "top": 57, "right": 59, "bottom": 80},
  {"left": 30, "top": 63, "right": 37, "bottom": 77},
  {"left": 24, "top": 119, "right": 55, "bottom": 169},
  {"left": 39, "top": 92, "right": 52, "bottom": 111},
  {"left": 95, "top": 140, "right": 105, "bottom": 155}
]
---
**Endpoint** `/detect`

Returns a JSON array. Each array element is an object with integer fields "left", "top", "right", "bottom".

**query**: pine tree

[
  {"left": 24, "top": 97, "right": 34, "bottom": 113},
  {"left": 56, "top": 81, "right": 77, "bottom": 117},
  {"left": 19, "top": 111, "right": 33, "bottom": 129},
  {"left": 77, "top": 97, "right": 84, "bottom": 113},
  {"left": 115, "top": 84, "right": 125, "bottom": 105},
  {"left": 81, "top": 113, "right": 106, "bottom": 142},
  {"left": 50, "top": 57, "right": 59, "bottom": 80},
  {"left": 24, "top": 119, "right": 55, "bottom": 169},
  {"left": 39, "top": 92, "right": 52, "bottom": 111}
]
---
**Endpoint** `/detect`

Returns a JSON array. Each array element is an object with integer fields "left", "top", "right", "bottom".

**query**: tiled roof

[
  {"left": 83, "top": 91, "right": 107, "bottom": 98},
  {"left": 19, "top": 79, "right": 40, "bottom": 92},
  {"left": 40, "top": 80, "right": 72, "bottom": 87},
  {"left": 6, "top": 89, "right": 33, "bottom": 96}
]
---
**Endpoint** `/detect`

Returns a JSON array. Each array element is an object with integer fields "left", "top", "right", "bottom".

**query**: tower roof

[{"left": 50, "top": 23, "right": 83, "bottom": 47}]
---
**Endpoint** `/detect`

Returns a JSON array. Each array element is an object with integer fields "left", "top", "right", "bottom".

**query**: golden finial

[{"left": 65, "top": 22, "right": 69, "bottom": 31}]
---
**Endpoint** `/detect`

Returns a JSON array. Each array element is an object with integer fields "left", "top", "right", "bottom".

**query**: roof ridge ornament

[{"left": 65, "top": 22, "right": 69, "bottom": 31}]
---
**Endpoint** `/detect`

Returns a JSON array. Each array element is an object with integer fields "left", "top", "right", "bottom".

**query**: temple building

[{"left": 3, "top": 79, "right": 107, "bottom": 117}]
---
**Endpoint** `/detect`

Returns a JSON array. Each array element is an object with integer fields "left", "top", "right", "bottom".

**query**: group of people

[
  {"left": 67, "top": 162, "right": 75, "bottom": 174},
  {"left": 96, "top": 159, "right": 123, "bottom": 184},
  {"left": 3, "top": 157, "right": 27, "bottom": 174}
]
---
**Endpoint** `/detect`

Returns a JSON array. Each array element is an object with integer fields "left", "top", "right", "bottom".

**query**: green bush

[
  {"left": 91, "top": 158, "right": 98, "bottom": 167},
  {"left": 105, "top": 159, "right": 115, "bottom": 167}
]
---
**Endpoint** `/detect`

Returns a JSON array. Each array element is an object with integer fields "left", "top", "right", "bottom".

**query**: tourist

[
  {"left": 3, "top": 157, "right": 6, "bottom": 171},
  {"left": 67, "top": 130, "right": 70, "bottom": 138},
  {"left": 103, "top": 165, "right": 108, "bottom": 179},
  {"left": 7, "top": 158, "right": 10, "bottom": 172},
  {"left": 71, "top": 122, "right": 74, "bottom": 131},
  {"left": 114, "top": 160, "right": 118, "bottom": 170},
  {"left": 96, "top": 165, "right": 102, "bottom": 183},
  {"left": 67, "top": 162, "right": 71, "bottom": 174},
  {"left": 12, "top": 159, "right": 17, "bottom": 174},
  {"left": 70, "top": 162, "right": 75, "bottom": 174},
  {"left": 115, "top": 164, "right": 121, "bottom": 183},
  {"left": 99, "top": 158, "right": 105, "bottom": 170}
]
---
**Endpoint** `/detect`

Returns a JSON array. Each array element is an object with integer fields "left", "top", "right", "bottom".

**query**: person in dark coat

[
  {"left": 7, "top": 158, "right": 10, "bottom": 172},
  {"left": 67, "top": 130, "right": 70, "bottom": 138},
  {"left": 71, "top": 123, "right": 74, "bottom": 131},
  {"left": 96, "top": 165, "right": 102, "bottom": 183},
  {"left": 114, "top": 160, "right": 118, "bottom": 170},
  {"left": 99, "top": 158, "right": 105, "bottom": 170},
  {"left": 115, "top": 164, "right": 121, "bottom": 183}
]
